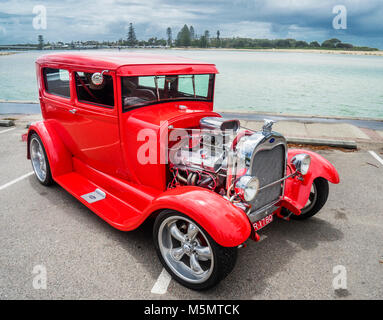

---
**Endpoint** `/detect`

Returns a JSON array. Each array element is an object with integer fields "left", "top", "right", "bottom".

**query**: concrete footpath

[
  {"left": 240, "top": 119, "right": 383, "bottom": 149},
  {"left": 2, "top": 111, "right": 383, "bottom": 151}
]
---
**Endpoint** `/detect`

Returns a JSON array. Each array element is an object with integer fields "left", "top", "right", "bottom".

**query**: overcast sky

[{"left": 0, "top": 0, "right": 382, "bottom": 48}]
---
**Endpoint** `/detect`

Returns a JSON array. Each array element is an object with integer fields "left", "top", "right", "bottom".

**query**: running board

[{"left": 54, "top": 172, "right": 143, "bottom": 231}]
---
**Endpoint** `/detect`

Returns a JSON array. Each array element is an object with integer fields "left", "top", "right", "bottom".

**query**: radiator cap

[{"left": 262, "top": 119, "right": 276, "bottom": 134}]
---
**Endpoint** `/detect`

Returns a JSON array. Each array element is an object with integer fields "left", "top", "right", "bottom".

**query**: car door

[
  {"left": 63, "top": 69, "right": 125, "bottom": 178},
  {"left": 40, "top": 66, "right": 77, "bottom": 154},
  {"left": 40, "top": 66, "right": 126, "bottom": 180}
]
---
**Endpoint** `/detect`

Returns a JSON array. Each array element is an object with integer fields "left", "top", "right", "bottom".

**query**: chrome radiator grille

[{"left": 250, "top": 144, "right": 285, "bottom": 211}]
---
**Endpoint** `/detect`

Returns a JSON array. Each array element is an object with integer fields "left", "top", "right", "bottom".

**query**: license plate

[{"left": 253, "top": 214, "right": 273, "bottom": 231}]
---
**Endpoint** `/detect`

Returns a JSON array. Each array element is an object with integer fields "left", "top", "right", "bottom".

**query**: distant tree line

[
  {"left": 26, "top": 23, "right": 378, "bottom": 51},
  {"left": 169, "top": 24, "right": 377, "bottom": 51},
  {"left": 174, "top": 24, "right": 219, "bottom": 48}
]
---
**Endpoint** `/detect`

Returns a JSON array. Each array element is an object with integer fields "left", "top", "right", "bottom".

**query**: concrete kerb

[{"left": 286, "top": 137, "right": 357, "bottom": 149}]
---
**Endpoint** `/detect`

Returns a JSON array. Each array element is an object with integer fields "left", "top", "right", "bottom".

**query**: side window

[
  {"left": 43, "top": 68, "right": 70, "bottom": 98},
  {"left": 74, "top": 71, "right": 114, "bottom": 108}
]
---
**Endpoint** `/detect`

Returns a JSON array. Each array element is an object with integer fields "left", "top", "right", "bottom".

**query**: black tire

[
  {"left": 153, "top": 210, "right": 238, "bottom": 290},
  {"left": 29, "top": 133, "right": 54, "bottom": 186},
  {"left": 284, "top": 178, "right": 329, "bottom": 220}
]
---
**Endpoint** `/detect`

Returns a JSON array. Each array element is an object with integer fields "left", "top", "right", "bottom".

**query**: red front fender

[
  {"left": 144, "top": 186, "right": 252, "bottom": 247},
  {"left": 284, "top": 149, "right": 340, "bottom": 210}
]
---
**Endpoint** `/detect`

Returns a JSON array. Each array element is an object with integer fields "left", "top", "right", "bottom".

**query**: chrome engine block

[{"left": 168, "top": 116, "right": 287, "bottom": 215}]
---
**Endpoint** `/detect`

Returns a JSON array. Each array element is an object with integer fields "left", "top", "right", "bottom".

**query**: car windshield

[{"left": 121, "top": 74, "right": 215, "bottom": 111}]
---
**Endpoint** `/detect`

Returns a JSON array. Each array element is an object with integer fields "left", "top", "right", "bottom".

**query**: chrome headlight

[
  {"left": 235, "top": 176, "right": 260, "bottom": 202},
  {"left": 291, "top": 154, "right": 311, "bottom": 175}
]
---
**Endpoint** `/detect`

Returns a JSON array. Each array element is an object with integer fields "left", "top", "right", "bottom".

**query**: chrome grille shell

[
  {"left": 250, "top": 143, "right": 285, "bottom": 210},
  {"left": 235, "top": 131, "right": 287, "bottom": 216}
]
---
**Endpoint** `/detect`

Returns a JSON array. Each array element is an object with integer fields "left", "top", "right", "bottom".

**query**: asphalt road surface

[{"left": 0, "top": 125, "right": 382, "bottom": 299}]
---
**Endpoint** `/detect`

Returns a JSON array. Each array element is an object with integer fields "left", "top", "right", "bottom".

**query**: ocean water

[{"left": 1, "top": 49, "right": 382, "bottom": 118}]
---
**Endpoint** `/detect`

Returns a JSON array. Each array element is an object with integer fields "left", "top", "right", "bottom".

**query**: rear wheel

[
  {"left": 29, "top": 133, "right": 53, "bottom": 186},
  {"left": 287, "top": 178, "right": 329, "bottom": 220},
  {"left": 153, "top": 210, "right": 237, "bottom": 290}
]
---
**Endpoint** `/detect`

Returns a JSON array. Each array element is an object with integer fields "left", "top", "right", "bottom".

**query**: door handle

[{"left": 69, "top": 108, "right": 77, "bottom": 114}]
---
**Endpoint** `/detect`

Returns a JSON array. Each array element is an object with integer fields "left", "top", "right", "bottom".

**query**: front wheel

[
  {"left": 287, "top": 178, "right": 329, "bottom": 220},
  {"left": 153, "top": 210, "right": 237, "bottom": 290}
]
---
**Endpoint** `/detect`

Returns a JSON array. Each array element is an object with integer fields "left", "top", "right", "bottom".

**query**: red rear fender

[
  {"left": 144, "top": 186, "right": 252, "bottom": 247},
  {"left": 27, "top": 120, "right": 73, "bottom": 178}
]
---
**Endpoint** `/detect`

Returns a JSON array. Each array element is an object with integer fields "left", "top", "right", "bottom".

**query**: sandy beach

[
  {"left": 173, "top": 47, "right": 383, "bottom": 56},
  {"left": 0, "top": 52, "right": 18, "bottom": 56},
  {"left": 264, "top": 49, "right": 382, "bottom": 56},
  {"left": 254, "top": 48, "right": 383, "bottom": 56}
]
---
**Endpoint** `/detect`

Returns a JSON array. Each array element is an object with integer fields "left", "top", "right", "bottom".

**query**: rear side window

[
  {"left": 43, "top": 68, "right": 70, "bottom": 98},
  {"left": 74, "top": 71, "right": 114, "bottom": 108}
]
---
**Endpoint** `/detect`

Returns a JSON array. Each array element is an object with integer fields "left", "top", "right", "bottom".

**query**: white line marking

[
  {"left": 259, "top": 235, "right": 268, "bottom": 242},
  {"left": 151, "top": 268, "right": 172, "bottom": 294},
  {"left": 0, "top": 172, "right": 34, "bottom": 191},
  {"left": 0, "top": 127, "right": 16, "bottom": 134},
  {"left": 368, "top": 151, "right": 383, "bottom": 166}
]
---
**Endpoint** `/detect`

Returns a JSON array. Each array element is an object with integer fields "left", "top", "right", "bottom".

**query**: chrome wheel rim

[
  {"left": 30, "top": 138, "right": 47, "bottom": 182},
  {"left": 301, "top": 183, "right": 317, "bottom": 214},
  {"left": 158, "top": 216, "right": 214, "bottom": 284}
]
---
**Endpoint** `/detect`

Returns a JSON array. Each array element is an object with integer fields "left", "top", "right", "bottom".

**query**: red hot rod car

[{"left": 28, "top": 53, "right": 339, "bottom": 290}]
